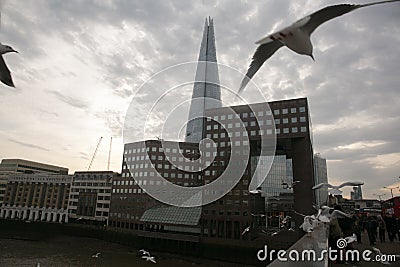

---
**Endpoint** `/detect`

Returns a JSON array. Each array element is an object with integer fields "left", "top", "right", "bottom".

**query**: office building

[
  {"left": 110, "top": 140, "right": 202, "bottom": 241},
  {"left": 185, "top": 17, "right": 221, "bottom": 143},
  {"left": 67, "top": 171, "right": 117, "bottom": 225},
  {"left": 0, "top": 158, "right": 68, "bottom": 175},
  {"left": 0, "top": 173, "right": 72, "bottom": 222}
]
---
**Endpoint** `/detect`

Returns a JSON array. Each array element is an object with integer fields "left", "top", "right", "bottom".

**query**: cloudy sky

[{"left": 0, "top": 0, "right": 399, "bottom": 200}]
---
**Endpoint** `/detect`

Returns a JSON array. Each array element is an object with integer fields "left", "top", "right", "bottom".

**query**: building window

[
  {"left": 283, "top": 128, "right": 289, "bottom": 133},
  {"left": 282, "top": 108, "right": 288, "bottom": 114},
  {"left": 291, "top": 108, "right": 296, "bottom": 113},
  {"left": 300, "top": 116, "right": 306, "bottom": 122},
  {"left": 301, "top": 127, "right": 307, "bottom": 132},
  {"left": 299, "top": 107, "right": 306, "bottom": 112},
  {"left": 242, "top": 113, "right": 248, "bottom": 118},
  {"left": 292, "top": 127, "right": 298, "bottom": 133},
  {"left": 291, "top": 117, "right": 297, "bottom": 123},
  {"left": 283, "top": 118, "right": 288, "bottom": 124},
  {"left": 257, "top": 111, "right": 263, "bottom": 116},
  {"left": 266, "top": 119, "right": 272, "bottom": 125},
  {"left": 274, "top": 119, "right": 280, "bottom": 125},
  {"left": 274, "top": 110, "right": 280, "bottom": 115}
]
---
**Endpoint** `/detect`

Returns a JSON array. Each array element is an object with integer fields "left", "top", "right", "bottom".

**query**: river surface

[{"left": 0, "top": 235, "right": 253, "bottom": 267}]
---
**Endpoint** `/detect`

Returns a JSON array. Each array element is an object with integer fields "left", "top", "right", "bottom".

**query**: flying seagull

[
  {"left": 139, "top": 249, "right": 150, "bottom": 257},
  {"left": 312, "top": 181, "right": 364, "bottom": 195},
  {"left": 142, "top": 255, "right": 157, "bottom": 264},
  {"left": 0, "top": 43, "right": 17, "bottom": 88},
  {"left": 241, "top": 226, "right": 250, "bottom": 235},
  {"left": 91, "top": 252, "right": 101, "bottom": 258},
  {"left": 238, "top": 0, "right": 400, "bottom": 93}
]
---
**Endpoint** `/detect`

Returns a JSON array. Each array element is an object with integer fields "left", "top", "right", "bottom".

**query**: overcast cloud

[{"left": 0, "top": 0, "right": 399, "bottom": 199}]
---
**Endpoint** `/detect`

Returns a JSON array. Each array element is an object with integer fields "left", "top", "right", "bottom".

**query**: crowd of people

[{"left": 328, "top": 205, "right": 400, "bottom": 264}]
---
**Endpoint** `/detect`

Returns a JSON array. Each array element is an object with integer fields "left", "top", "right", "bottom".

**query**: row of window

[
  {"left": 124, "top": 147, "right": 196, "bottom": 155},
  {"left": 205, "top": 126, "right": 307, "bottom": 138},
  {"left": 206, "top": 116, "right": 306, "bottom": 130},
  {"left": 206, "top": 107, "right": 306, "bottom": 121}
]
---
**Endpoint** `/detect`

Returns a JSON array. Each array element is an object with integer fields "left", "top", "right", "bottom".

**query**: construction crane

[
  {"left": 88, "top": 137, "right": 103, "bottom": 171},
  {"left": 107, "top": 137, "right": 112, "bottom": 171}
]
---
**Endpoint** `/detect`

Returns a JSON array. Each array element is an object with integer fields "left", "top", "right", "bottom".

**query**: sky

[{"left": 0, "top": 0, "right": 399, "bottom": 200}]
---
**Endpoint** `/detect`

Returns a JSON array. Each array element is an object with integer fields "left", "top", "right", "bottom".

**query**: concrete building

[
  {"left": 0, "top": 173, "right": 72, "bottom": 222},
  {"left": 110, "top": 140, "right": 202, "bottom": 241},
  {"left": 0, "top": 158, "right": 68, "bottom": 175},
  {"left": 111, "top": 97, "right": 314, "bottom": 250},
  {"left": 314, "top": 153, "right": 328, "bottom": 205},
  {"left": 67, "top": 171, "right": 117, "bottom": 225},
  {"left": 0, "top": 175, "right": 7, "bottom": 205},
  {"left": 201, "top": 97, "right": 315, "bottom": 243}
]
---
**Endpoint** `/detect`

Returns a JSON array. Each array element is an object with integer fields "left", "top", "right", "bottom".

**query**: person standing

[
  {"left": 377, "top": 215, "right": 386, "bottom": 243},
  {"left": 365, "top": 214, "right": 377, "bottom": 245},
  {"left": 384, "top": 214, "right": 396, "bottom": 242},
  {"left": 353, "top": 214, "right": 362, "bottom": 243}
]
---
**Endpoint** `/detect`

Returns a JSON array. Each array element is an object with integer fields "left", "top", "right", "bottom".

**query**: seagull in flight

[
  {"left": 241, "top": 226, "right": 251, "bottom": 235},
  {"left": 91, "top": 252, "right": 101, "bottom": 258},
  {"left": 238, "top": 0, "right": 400, "bottom": 93},
  {"left": 0, "top": 43, "right": 18, "bottom": 87},
  {"left": 312, "top": 181, "right": 364, "bottom": 195},
  {"left": 139, "top": 249, "right": 150, "bottom": 257},
  {"left": 142, "top": 255, "right": 157, "bottom": 263}
]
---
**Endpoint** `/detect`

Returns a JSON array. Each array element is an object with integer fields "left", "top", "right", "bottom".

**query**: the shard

[{"left": 185, "top": 17, "right": 221, "bottom": 143}]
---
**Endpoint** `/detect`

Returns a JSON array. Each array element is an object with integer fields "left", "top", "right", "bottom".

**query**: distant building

[
  {"left": 109, "top": 140, "right": 202, "bottom": 241},
  {"left": 0, "top": 176, "right": 6, "bottom": 205},
  {"left": 201, "top": 97, "right": 315, "bottom": 243},
  {"left": 67, "top": 171, "right": 117, "bottom": 225},
  {"left": 0, "top": 158, "right": 68, "bottom": 175},
  {"left": 255, "top": 155, "right": 294, "bottom": 228},
  {"left": 0, "top": 173, "right": 72, "bottom": 222},
  {"left": 350, "top": 185, "right": 363, "bottom": 200},
  {"left": 185, "top": 17, "right": 221, "bottom": 143},
  {"left": 111, "top": 97, "right": 314, "bottom": 251},
  {"left": 314, "top": 154, "right": 328, "bottom": 205}
]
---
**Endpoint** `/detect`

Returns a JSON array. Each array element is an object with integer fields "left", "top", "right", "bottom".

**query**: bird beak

[
  {"left": 12, "top": 50, "right": 18, "bottom": 53},
  {"left": 310, "top": 54, "right": 315, "bottom": 61}
]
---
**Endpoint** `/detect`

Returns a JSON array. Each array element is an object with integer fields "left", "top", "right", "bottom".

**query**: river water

[{"left": 0, "top": 235, "right": 252, "bottom": 267}]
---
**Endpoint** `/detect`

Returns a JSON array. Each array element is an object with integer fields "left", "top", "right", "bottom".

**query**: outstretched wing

[
  {"left": 312, "top": 183, "right": 333, "bottom": 190},
  {"left": 337, "top": 181, "right": 364, "bottom": 188},
  {"left": 301, "top": 4, "right": 360, "bottom": 35},
  {"left": 0, "top": 55, "right": 14, "bottom": 87},
  {"left": 238, "top": 40, "right": 283, "bottom": 94}
]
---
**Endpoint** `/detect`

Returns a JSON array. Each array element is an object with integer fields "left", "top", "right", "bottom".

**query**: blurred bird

[
  {"left": 300, "top": 215, "right": 317, "bottom": 232},
  {"left": 91, "top": 252, "right": 100, "bottom": 258},
  {"left": 139, "top": 249, "right": 150, "bottom": 257},
  {"left": 239, "top": 0, "right": 400, "bottom": 93},
  {"left": 0, "top": 42, "right": 17, "bottom": 87},
  {"left": 142, "top": 255, "right": 157, "bottom": 263},
  {"left": 241, "top": 226, "right": 250, "bottom": 235},
  {"left": 313, "top": 181, "right": 364, "bottom": 195},
  {"left": 344, "top": 233, "right": 357, "bottom": 244}
]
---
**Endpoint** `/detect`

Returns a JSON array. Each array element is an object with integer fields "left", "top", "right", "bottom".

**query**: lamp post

[
  {"left": 373, "top": 193, "right": 386, "bottom": 202},
  {"left": 383, "top": 186, "right": 399, "bottom": 199}
]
